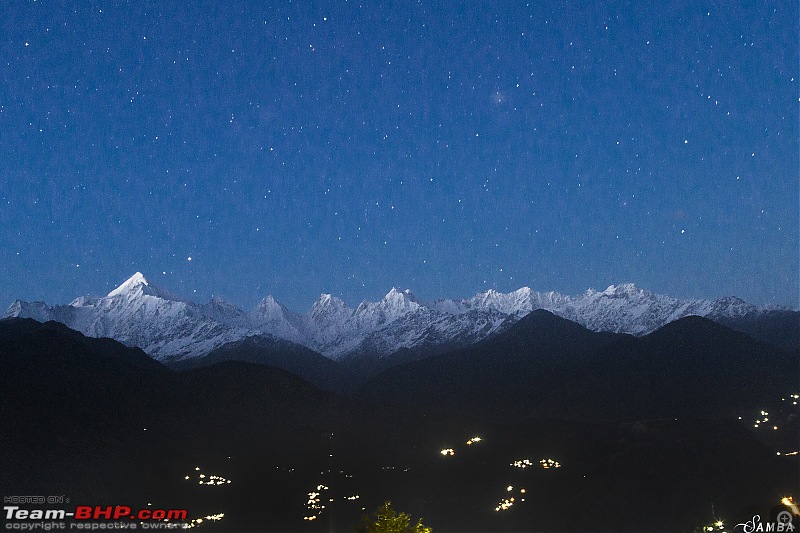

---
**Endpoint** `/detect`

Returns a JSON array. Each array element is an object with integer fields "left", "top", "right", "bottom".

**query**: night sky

[{"left": 1, "top": 1, "right": 797, "bottom": 312}]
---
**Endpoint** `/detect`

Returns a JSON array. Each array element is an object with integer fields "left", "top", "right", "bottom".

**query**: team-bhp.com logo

[
  {"left": 74, "top": 507, "right": 188, "bottom": 521},
  {"left": 5, "top": 504, "right": 188, "bottom": 521}
]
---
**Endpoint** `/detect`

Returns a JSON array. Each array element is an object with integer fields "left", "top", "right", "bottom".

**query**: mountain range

[{"left": 5, "top": 272, "right": 795, "bottom": 370}]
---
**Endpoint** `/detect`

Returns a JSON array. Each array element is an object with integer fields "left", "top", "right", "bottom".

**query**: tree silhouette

[{"left": 357, "top": 501, "right": 432, "bottom": 533}]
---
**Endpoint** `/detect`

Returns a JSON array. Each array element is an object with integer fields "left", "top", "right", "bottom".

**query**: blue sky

[{"left": 1, "top": 0, "right": 797, "bottom": 311}]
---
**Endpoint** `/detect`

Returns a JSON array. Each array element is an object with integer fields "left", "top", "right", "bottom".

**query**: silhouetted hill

[
  {"left": 359, "top": 312, "right": 798, "bottom": 420},
  {"left": 717, "top": 310, "right": 800, "bottom": 352},
  {"left": 0, "top": 317, "right": 166, "bottom": 371},
  {"left": 0, "top": 317, "right": 357, "bottom": 518},
  {"left": 167, "top": 334, "right": 345, "bottom": 392}
]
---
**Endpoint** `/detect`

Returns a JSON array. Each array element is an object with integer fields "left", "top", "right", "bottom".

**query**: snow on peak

[
  {"left": 313, "top": 293, "right": 348, "bottom": 310},
  {"left": 106, "top": 272, "right": 181, "bottom": 301},
  {"left": 385, "top": 287, "right": 418, "bottom": 302},
  {"left": 600, "top": 283, "right": 644, "bottom": 296},
  {"left": 310, "top": 294, "right": 350, "bottom": 324},
  {"left": 107, "top": 272, "right": 149, "bottom": 296},
  {"left": 512, "top": 286, "right": 532, "bottom": 298},
  {"left": 249, "top": 294, "right": 304, "bottom": 343},
  {"left": 464, "top": 286, "right": 541, "bottom": 315},
  {"left": 380, "top": 288, "right": 421, "bottom": 315},
  {"left": 206, "top": 295, "right": 241, "bottom": 312},
  {"left": 255, "top": 295, "right": 288, "bottom": 317}
]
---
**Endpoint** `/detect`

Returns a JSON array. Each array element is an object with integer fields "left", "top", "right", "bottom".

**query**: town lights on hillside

[
  {"left": 184, "top": 513, "right": 225, "bottom": 528},
  {"left": 304, "top": 484, "right": 329, "bottom": 520},
  {"left": 495, "top": 498, "right": 514, "bottom": 512},
  {"left": 466, "top": 436, "right": 482, "bottom": 445},
  {"left": 185, "top": 467, "right": 232, "bottom": 486},
  {"left": 753, "top": 410, "right": 770, "bottom": 428},
  {"left": 494, "top": 487, "right": 527, "bottom": 511},
  {"left": 540, "top": 458, "right": 561, "bottom": 469},
  {"left": 440, "top": 448, "right": 455, "bottom": 456}
]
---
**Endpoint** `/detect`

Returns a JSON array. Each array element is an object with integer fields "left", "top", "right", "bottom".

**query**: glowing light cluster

[
  {"left": 185, "top": 467, "right": 232, "bottom": 486},
  {"left": 440, "top": 448, "right": 455, "bottom": 456},
  {"left": 466, "top": 437, "right": 482, "bottom": 445},
  {"left": 511, "top": 459, "right": 534, "bottom": 469},
  {"left": 493, "top": 486, "right": 527, "bottom": 512},
  {"left": 494, "top": 497, "right": 514, "bottom": 512},
  {"left": 699, "top": 519, "right": 725, "bottom": 532},
  {"left": 753, "top": 410, "right": 770, "bottom": 428},
  {"left": 345, "top": 495, "right": 360, "bottom": 501},
  {"left": 184, "top": 513, "right": 225, "bottom": 528},
  {"left": 304, "top": 484, "right": 329, "bottom": 520},
  {"left": 783, "top": 394, "right": 800, "bottom": 406},
  {"left": 539, "top": 458, "right": 561, "bottom": 469},
  {"left": 777, "top": 451, "right": 799, "bottom": 456},
  {"left": 782, "top": 496, "right": 799, "bottom": 516}
]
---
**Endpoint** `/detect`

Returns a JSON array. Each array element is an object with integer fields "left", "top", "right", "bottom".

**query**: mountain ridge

[{"left": 5, "top": 272, "right": 794, "bottom": 364}]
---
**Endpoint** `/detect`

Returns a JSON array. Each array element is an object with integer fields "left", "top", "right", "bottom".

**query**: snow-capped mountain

[
  {"left": 6, "top": 273, "right": 253, "bottom": 361},
  {"left": 441, "top": 283, "right": 766, "bottom": 336},
  {"left": 300, "top": 287, "right": 508, "bottom": 358},
  {"left": 432, "top": 287, "right": 571, "bottom": 316},
  {"left": 4, "top": 273, "right": 785, "bottom": 364}
]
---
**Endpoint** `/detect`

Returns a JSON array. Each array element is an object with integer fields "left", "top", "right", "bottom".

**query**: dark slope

[
  {"left": 166, "top": 333, "right": 346, "bottom": 392},
  {"left": 357, "top": 310, "right": 628, "bottom": 416},
  {"left": 0, "top": 317, "right": 175, "bottom": 500},
  {"left": 359, "top": 311, "right": 798, "bottom": 420},
  {"left": 716, "top": 309, "right": 800, "bottom": 352},
  {"left": 0, "top": 317, "right": 165, "bottom": 371},
  {"left": 0, "top": 318, "right": 363, "bottom": 526},
  {"left": 0, "top": 318, "right": 428, "bottom": 530},
  {"left": 536, "top": 315, "right": 797, "bottom": 419}
]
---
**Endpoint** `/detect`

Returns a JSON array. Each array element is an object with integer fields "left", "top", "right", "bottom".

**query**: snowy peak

[
  {"left": 6, "top": 300, "right": 50, "bottom": 321},
  {"left": 312, "top": 293, "right": 349, "bottom": 312},
  {"left": 439, "top": 286, "right": 569, "bottom": 316},
  {"left": 250, "top": 294, "right": 305, "bottom": 344},
  {"left": 200, "top": 296, "right": 249, "bottom": 328},
  {"left": 106, "top": 272, "right": 182, "bottom": 301},
  {"left": 598, "top": 283, "right": 647, "bottom": 298},
  {"left": 310, "top": 294, "right": 351, "bottom": 323},
  {"left": 106, "top": 272, "right": 149, "bottom": 297},
  {"left": 253, "top": 294, "right": 301, "bottom": 326},
  {"left": 254, "top": 295, "right": 286, "bottom": 317},
  {"left": 470, "top": 286, "right": 536, "bottom": 315},
  {"left": 384, "top": 287, "right": 419, "bottom": 304},
  {"left": 377, "top": 287, "right": 421, "bottom": 316},
  {"left": 704, "top": 296, "right": 756, "bottom": 318}
]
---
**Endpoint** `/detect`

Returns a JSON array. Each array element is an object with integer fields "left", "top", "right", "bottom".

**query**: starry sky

[{"left": 1, "top": 1, "right": 797, "bottom": 312}]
